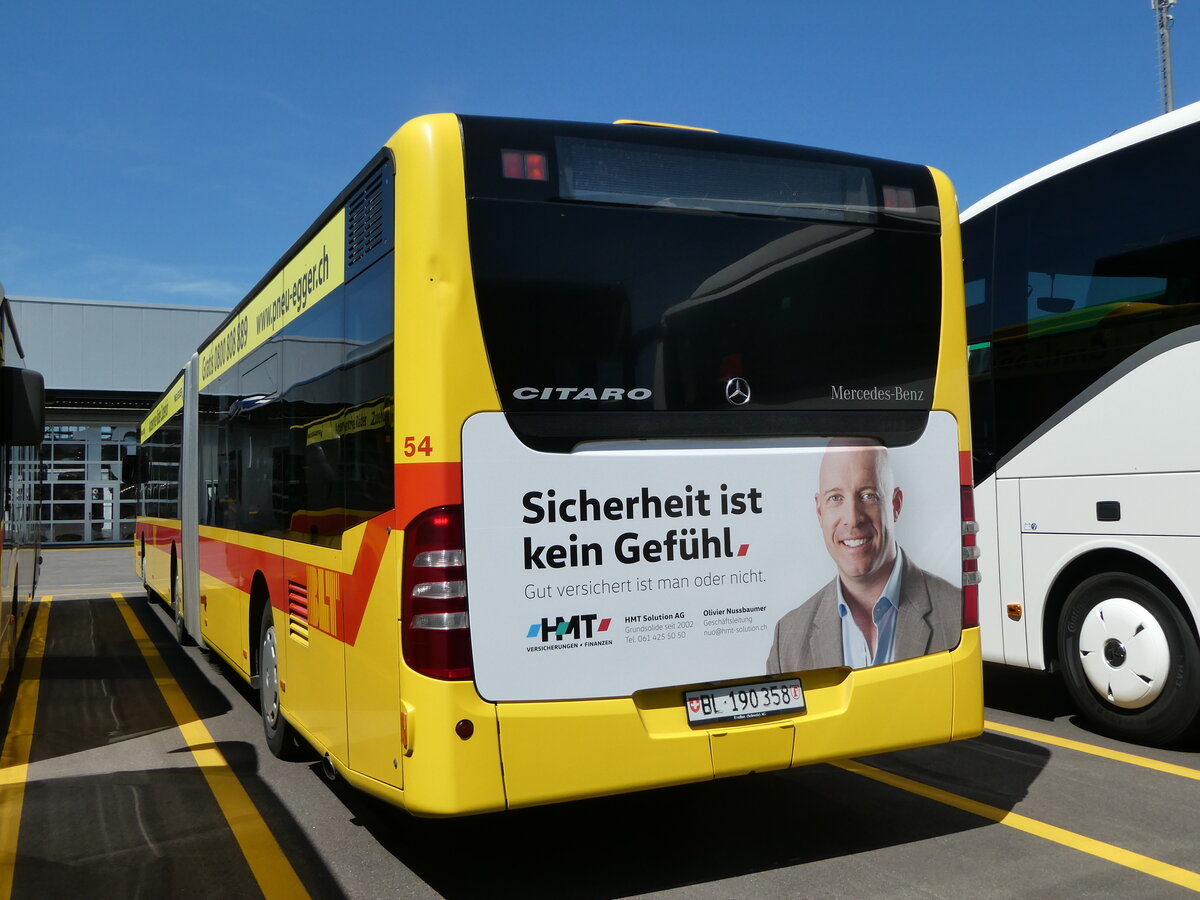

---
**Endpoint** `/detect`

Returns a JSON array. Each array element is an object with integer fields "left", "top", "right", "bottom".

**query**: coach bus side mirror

[
  {"left": 1036, "top": 296, "right": 1075, "bottom": 313},
  {"left": 1, "top": 365, "right": 46, "bottom": 445}
]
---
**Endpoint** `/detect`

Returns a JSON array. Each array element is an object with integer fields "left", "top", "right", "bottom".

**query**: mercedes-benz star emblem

[{"left": 725, "top": 377, "right": 751, "bottom": 406}]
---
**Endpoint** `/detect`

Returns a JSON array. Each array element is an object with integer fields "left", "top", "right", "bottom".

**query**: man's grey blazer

[{"left": 765, "top": 552, "right": 961, "bottom": 674}]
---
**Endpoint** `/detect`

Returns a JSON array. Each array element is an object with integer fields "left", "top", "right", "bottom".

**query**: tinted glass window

[
  {"left": 962, "top": 208, "right": 994, "bottom": 345},
  {"left": 470, "top": 201, "right": 940, "bottom": 414},
  {"left": 961, "top": 208, "right": 997, "bottom": 476},
  {"left": 198, "top": 257, "right": 394, "bottom": 546},
  {"left": 341, "top": 259, "right": 394, "bottom": 524},
  {"left": 138, "top": 417, "right": 181, "bottom": 521},
  {"left": 557, "top": 137, "right": 882, "bottom": 223},
  {"left": 966, "top": 122, "right": 1200, "bottom": 475},
  {"left": 199, "top": 367, "right": 240, "bottom": 530},
  {"left": 464, "top": 118, "right": 943, "bottom": 447}
]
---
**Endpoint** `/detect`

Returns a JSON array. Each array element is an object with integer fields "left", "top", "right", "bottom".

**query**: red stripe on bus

[
  {"left": 146, "top": 462, "right": 464, "bottom": 649},
  {"left": 959, "top": 450, "right": 973, "bottom": 485},
  {"left": 196, "top": 510, "right": 395, "bottom": 647}
]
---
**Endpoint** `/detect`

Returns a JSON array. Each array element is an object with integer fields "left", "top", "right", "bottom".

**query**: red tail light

[
  {"left": 960, "top": 484, "right": 980, "bottom": 628},
  {"left": 401, "top": 506, "right": 473, "bottom": 680}
]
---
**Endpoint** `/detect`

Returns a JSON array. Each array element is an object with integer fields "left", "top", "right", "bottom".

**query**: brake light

[
  {"left": 401, "top": 506, "right": 473, "bottom": 679},
  {"left": 501, "top": 149, "right": 549, "bottom": 181},
  {"left": 882, "top": 184, "right": 917, "bottom": 211},
  {"left": 960, "top": 484, "right": 980, "bottom": 628}
]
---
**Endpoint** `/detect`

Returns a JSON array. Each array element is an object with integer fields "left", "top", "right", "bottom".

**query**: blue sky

[{"left": 3, "top": 1, "right": 1197, "bottom": 308}]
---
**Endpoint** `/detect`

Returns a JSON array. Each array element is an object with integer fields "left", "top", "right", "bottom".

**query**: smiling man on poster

[{"left": 765, "top": 440, "right": 961, "bottom": 673}]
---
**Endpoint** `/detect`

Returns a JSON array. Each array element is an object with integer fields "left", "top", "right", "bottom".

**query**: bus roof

[{"left": 961, "top": 98, "right": 1200, "bottom": 223}]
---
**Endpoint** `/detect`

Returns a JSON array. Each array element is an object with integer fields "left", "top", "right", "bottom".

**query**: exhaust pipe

[{"left": 322, "top": 753, "right": 337, "bottom": 783}]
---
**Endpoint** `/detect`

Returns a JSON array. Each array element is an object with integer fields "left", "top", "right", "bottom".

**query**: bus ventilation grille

[
  {"left": 288, "top": 580, "right": 310, "bottom": 643},
  {"left": 346, "top": 164, "right": 390, "bottom": 272}
]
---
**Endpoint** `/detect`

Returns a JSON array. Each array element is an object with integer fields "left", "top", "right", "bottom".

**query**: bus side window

[{"left": 962, "top": 208, "right": 997, "bottom": 476}]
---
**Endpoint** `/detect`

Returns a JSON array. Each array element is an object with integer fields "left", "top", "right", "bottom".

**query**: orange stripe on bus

[
  {"left": 395, "top": 461, "right": 462, "bottom": 526},
  {"left": 336, "top": 516, "right": 391, "bottom": 644}
]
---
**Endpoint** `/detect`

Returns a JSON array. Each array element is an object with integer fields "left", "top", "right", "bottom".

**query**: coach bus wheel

[
  {"left": 1059, "top": 573, "right": 1200, "bottom": 745},
  {"left": 258, "top": 603, "right": 301, "bottom": 759}
]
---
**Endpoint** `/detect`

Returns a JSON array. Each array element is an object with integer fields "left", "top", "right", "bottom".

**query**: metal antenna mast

[{"left": 1154, "top": 0, "right": 1177, "bottom": 113}]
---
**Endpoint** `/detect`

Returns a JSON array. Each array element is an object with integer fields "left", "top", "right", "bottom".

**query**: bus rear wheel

[
  {"left": 1059, "top": 573, "right": 1200, "bottom": 745},
  {"left": 258, "top": 603, "right": 301, "bottom": 759},
  {"left": 170, "top": 565, "right": 191, "bottom": 646}
]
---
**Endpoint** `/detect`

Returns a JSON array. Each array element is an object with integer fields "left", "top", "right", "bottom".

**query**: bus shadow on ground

[
  {"left": 323, "top": 732, "right": 1049, "bottom": 899},
  {"left": 982, "top": 662, "right": 1075, "bottom": 722},
  {"left": 14, "top": 752, "right": 346, "bottom": 900},
  {"left": 14, "top": 592, "right": 234, "bottom": 763},
  {"left": 982, "top": 662, "right": 1200, "bottom": 752},
  {"left": 7, "top": 591, "right": 347, "bottom": 899},
  {"left": 14, "top": 763, "right": 279, "bottom": 896}
]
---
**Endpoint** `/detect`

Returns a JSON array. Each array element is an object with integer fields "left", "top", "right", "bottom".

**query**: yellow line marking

[
  {"left": 111, "top": 592, "right": 309, "bottom": 900},
  {"left": 35, "top": 589, "right": 145, "bottom": 601},
  {"left": 834, "top": 759, "right": 1200, "bottom": 891},
  {"left": 40, "top": 547, "right": 130, "bottom": 554},
  {"left": 0, "top": 597, "right": 50, "bottom": 900},
  {"left": 986, "top": 720, "right": 1200, "bottom": 781}
]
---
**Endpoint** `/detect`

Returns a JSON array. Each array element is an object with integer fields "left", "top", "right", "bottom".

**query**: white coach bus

[{"left": 962, "top": 100, "right": 1200, "bottom": 745}]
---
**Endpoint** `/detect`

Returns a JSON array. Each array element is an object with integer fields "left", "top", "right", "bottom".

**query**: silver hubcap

[
  {"left": 262, "top": 626, "right": 280, "bottom": 727},
  {"left": 1078, "top": 596, "right": 1170, "bottom": 709}
]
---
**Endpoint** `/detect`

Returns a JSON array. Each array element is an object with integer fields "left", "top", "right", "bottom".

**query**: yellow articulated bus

[{"left": 135, "top": 115, "right": 981, "bottom": 816}]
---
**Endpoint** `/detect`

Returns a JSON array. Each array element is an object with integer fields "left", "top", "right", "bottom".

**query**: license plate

[{"left": 684, "top": 678, "right": 805, "bottom": 725}]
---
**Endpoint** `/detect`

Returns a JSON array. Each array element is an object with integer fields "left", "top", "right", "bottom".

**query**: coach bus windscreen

[{"left": 461, "top": 117, "right": 943, "bottom": 434}]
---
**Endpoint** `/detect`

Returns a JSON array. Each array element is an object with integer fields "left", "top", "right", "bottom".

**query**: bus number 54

[{"left": 404, "top": 435, "right": 433, "bottom": 457}]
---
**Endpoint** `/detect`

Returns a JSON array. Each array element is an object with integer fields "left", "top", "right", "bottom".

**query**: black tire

[
  {"left": 170, "top": 561, "right": 192, "bottom": 646},
  {"left": 1058, "top": 573, "right": 1200, "bottom": 745},
  {"left": 259, "top": 603, "right": 301, "bottom": 759}
]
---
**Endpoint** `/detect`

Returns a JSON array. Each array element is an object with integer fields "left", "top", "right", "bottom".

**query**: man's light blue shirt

[{"left": 837, "top": 549, "right": 904, "bottom": 668}]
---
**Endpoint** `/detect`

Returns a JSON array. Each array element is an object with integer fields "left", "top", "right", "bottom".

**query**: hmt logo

[{"left": 526, "top": 614, "right": 613, "bottom": 642}]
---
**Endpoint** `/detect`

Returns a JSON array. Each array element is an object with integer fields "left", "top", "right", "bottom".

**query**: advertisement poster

[{"left": 462, "top": 412, "right": 962, "bottom": 702}]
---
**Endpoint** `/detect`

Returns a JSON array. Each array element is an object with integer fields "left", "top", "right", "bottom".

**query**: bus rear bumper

[
  {"left": 390, "top": 629, "right": 981, "bottom": 815},
  {"left": 496, "top": 628, "right": 983, "bottom": 810}
]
